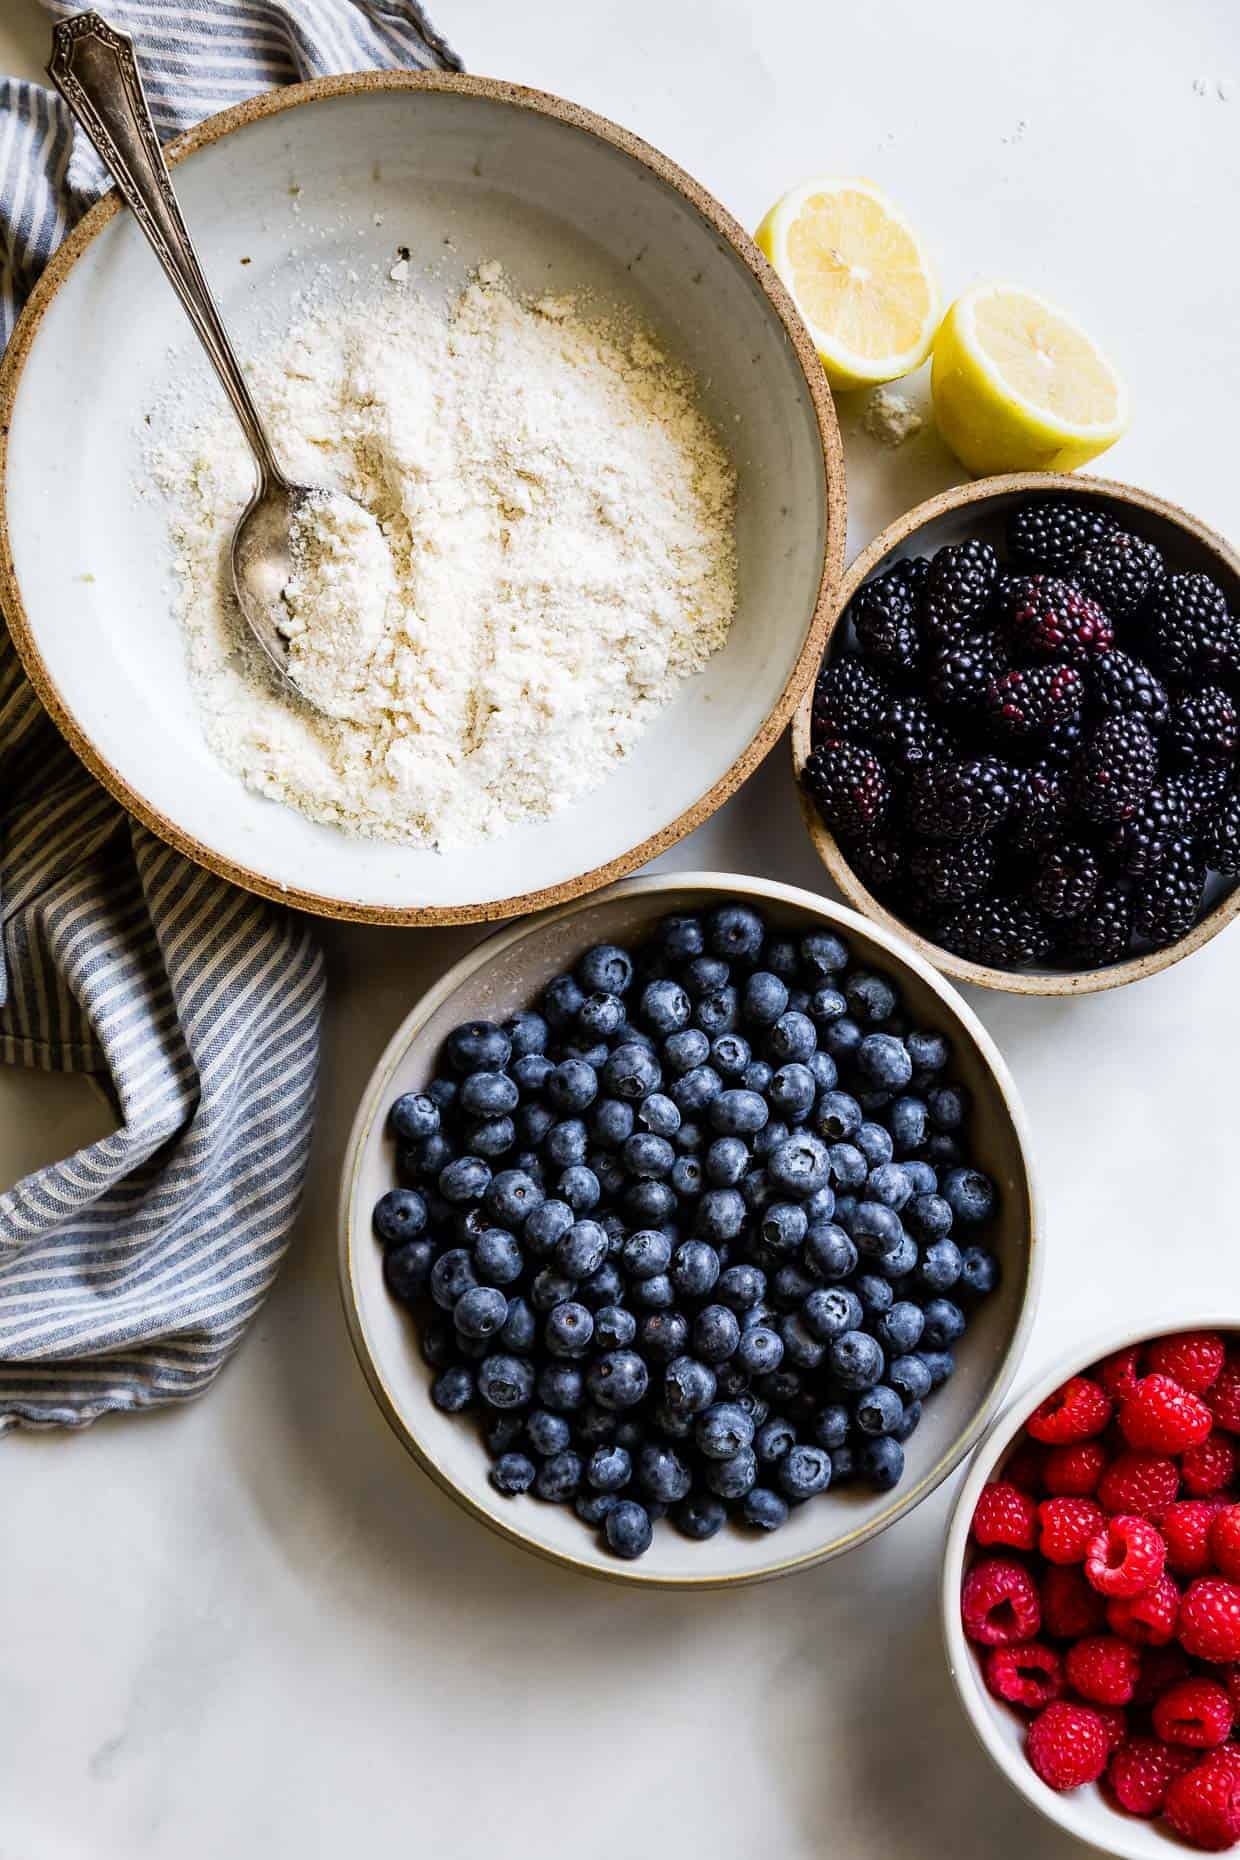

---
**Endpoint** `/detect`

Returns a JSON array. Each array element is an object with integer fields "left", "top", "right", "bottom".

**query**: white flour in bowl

[{"left": 148, "top": 263, "right": 737, "bottom": 848}]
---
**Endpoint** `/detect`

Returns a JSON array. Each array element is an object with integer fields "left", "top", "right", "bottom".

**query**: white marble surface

[{"left": 2, "top": 2, "right": 1238, "bottom": 1856}]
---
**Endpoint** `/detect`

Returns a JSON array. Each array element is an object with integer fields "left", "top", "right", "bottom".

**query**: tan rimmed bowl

[
  {"left": 791, "top": 473, "right": 1240, "bottom": 996},
  {"left": 0, "top": 72, "right": 844, "bottom": 926},
  {"left": 338, "top": 871, "right": 1040, "bottom": 1589}
]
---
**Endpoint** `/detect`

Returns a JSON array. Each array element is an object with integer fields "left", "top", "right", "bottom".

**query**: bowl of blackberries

[
  {"left": 340, "top": 873, "right": 1038, "bottom": 1586},
  {"left": 792, "top": 476, "right": 1240, "bottom": 994}
]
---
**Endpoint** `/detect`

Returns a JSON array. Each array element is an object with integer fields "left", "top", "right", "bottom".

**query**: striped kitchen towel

[{"left": 0, "top": 1, "right": 459, "bottom": 1432}]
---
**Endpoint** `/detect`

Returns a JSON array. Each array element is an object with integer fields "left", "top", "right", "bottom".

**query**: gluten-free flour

[{"left": 149, "top": 264, "right": 738, "bottom": 848}]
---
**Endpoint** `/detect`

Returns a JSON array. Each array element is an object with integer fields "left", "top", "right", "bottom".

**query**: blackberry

[
  {"left": 1001, "top": 575, "right": 1114, "bottom": 662},
  {"left": 1006, "top": 497, "right": 1119, "bottom": 572},
  {"left": 1006, "top": 768, "right": 1068, "bottom": 856},
  {"left": 1132, "top": 839, "right": 1206, "bottom": 947},
  {"left": 984, "top": 663, "right": 1084, "bottom": 744},
  {"left": 923, "top": 539, "right": 999, "bottom": 638},
  {"left": 1072, "top": 532, "right": 1164, "bottom": 620},
  {"left": 1199, "top": 789, "right": 1240, "bottom": 874},
  {"left": 906, "top": 757, "right": 1012, "bottom": 841},
  {"left": 870, "top": 694, "right": 957, "bottom": 772},
  {"left": 1166, "top": 684, "right": 1239, "bottom": 764},
  {"left": 840, "top": 825, "right": 906, "bottom": 894},
  {"left": 811, "top": 656, "right": 890, "bottom": 745},
  {"left": 927, "top": 630, "right": 1009, "bottom": 714},
  {"left": 907, "top": 836, "right": 996, "bottom": 905},
  {"left": 937, "top": 896, "right": 1052, "bottom": 968},
  {"left": 1030, "top": 842, "right": 1100, "bottom": 919},
  {"left": 1037, "top": 711, "right": 1085, "bottom": 768},
  {"left": 1091, "top": 649, "right": 1170, "bottom": 731},
  {"left": 802, "top": 741, "right": 892, "bottom": 835},
  {"left": 851, "top": 567, "right": 921, "bottom": 674},
  {"left": 1147, "top": 573, "right": 1240, "bottom": 680},
  {"left": 1104, "top": 786, "right": 1177, "bottom": 877},
  {"left": 1071, "top": 716, "right": 1158, "bottom": 824},
  {"left": 1164, "top": 764, "right": 1231, "bottom": 833},
  {"left": 1060, "top": 882, "right": 1133, "bottom": 969}
]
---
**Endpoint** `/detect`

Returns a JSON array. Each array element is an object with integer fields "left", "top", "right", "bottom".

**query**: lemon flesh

[
  {"left": 757, "top": 179, "right": 939, "bottom": 391},
  {"left": 932, "top": 284, "right": 1128, "bottom": 475}
]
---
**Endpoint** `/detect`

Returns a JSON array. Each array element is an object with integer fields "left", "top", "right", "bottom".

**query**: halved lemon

[
  {"left": 932, "top": 283, "right": 1129, "bottom": 475},
  {"left": 756, "top": 177, "right": 939, "bottom": 391}
]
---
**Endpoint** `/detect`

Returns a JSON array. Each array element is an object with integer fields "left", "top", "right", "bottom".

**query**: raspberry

[
  {"left": 1106, "top": 1736, "right": 1197, "bottom": 1817},
  {"left": 961, "top": 1555, "right": 1042, "bottom": 1645},
  {"left": 1003, "top": 574, "right": 1115, "bottom": 661},
  {"left": 906, "top": 757, "right": 1012, "bottom": 841},
  {"left": 907, "top": 836, "right": 997, "bottom": 906},
  {"left": 1065, "top": 1633, "right": 1142, "bottom": 1705},
  {"left": 1043, "top": 1441, "right": 1107, "bottom": 1497},
  {"left": 1003, "top": 1438, "right": 1047, "bottom": 1493},
  {"left": 1132, "top": 839, "right": 1207, "bottom": 947},
  {"left": 1006, "top": 497, "right": 1118, "bottom": 572},
  {"left": 1039, "top": 1496, "right": 1107, "bottom": 1565},
  {"left": 1074, "top": 532, "right": 1165, "bottom": 620},
  {"left": 1163, "top": 1749, "right": 1240, "bottom": 1852},
  {"left": 1027, "top": 1376, "right": 1113, "bottom": 1445},
  {"left": 1085, "top": 1514, "right": 1168, "bottom": 1598},
  {"left": 1148, "top": 572, "right": 1240, "bottom": 682},
  {"left": 984, "top": 1641, "right": 1064, "bottom": 1710},
  {"left": 1100, "top": 1348, "right": 1144, "bottom": 1403},
  {"left": 1168, "top": 686, "right": 1240, "bottom": 765},
  {"left": 971, "top": 1480, "right": 1038, "bottom": 1551},
  {"left": 802, "top": 740, "right": 893, "bottom": 836},
  {"left": 1059, "top": 883, "right": 1133, "bottom": 971},
  {"left": 1210, "top": 1508, "right": 1240, "bottom": 1582},
  {"left": 1041, "top": 1564, "right": 1106, "bottom": 1639},
  {"left": 1179, "top": 1578, "right": 1240, "bottom": 1663},
  {"left": 1072, "top": 716, "right": 1159, "bottom": 825},
  {"left": 810, "top": 655, "right": 891, "bottom": 745},
  {"left": 1182, "top": 1433, "right": 1238, "bottom": 1500},
  {"left": 1167, "top": 1502, "right": 1229, "bottom": 1578},
  {"left": 1154, "top": 1677, "right": 1235, "bottom": 1749},
  {"left": 1132, "top": 1642, "right": 1192, "bottom": 1704},
  {"left": 1030, "top": 841, "right": 1100, "bottom": 920},
  {"left": 1226, "top": 1667, "right": 1240, "bottom": 1715},
  {"left": 984, "top": 663, "right": 1084, "bottom": 745},
  {"left": 1147, "top": 1334, "right": 1227, "bottom": 1397},
  {"left": 1091, "top": 647, "right": 1171, "bottom": 732},
  {"left": 1120, "top": 1375, "right": 1214, "bottom": 1454},
  {"left": 1208, "top": 1358, "right": 1240, "bottom": 1436},
  {"left": 937, "top": 896, "right": 1052, "bottom": 969},
  {"left": 1026, "top": 1700, "right": 1109, "bottom": 1792},
  {"left": 1095, "top": 1704, "right": 1128, "bottom": 1753},
  {"left": 1108, "top": 1573, "right": 1182, "bottom": 1646},
  {"left": 1097, "top": 1451, "right": 1180, "bottom": 1522}
]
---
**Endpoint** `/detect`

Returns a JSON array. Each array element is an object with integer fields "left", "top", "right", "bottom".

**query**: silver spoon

[{"left": 49, "top": 12, "right": 329, "bottom": 699}]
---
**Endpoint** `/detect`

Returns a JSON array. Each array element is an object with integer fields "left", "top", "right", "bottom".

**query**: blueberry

[
  {"left": 512, "top": 1057, "right": 554, "bottom": 1104},
  {"left": 708, "top": 903, "right": 765, "bottom": 962},
  {"left": 777, "top": 1444, "right": 832, "bottom": 1500},
  {"left": 505, "top": 1008, "right": 548, "bottom": 1057},
  {"left": 925, "top": 1133, "right": 964, "bottom": 1165},
  {"left": 640, "top": 978, "right": 692, "bottom": 1035},
  {"left": 960, "top": 1246, "right": 1000, "bottom": 1297},
  {"left": 923, "top": 1349, "right": 956, "bottom": 1386},
  {"left": 800, "top": 931, "right": 849, "bottom": 980},
  {"left": 431, "top": 1365, "right": 474, "bottom": 1412},
  {"left": 811, "top": 1404, "right": 850, "bottom": 1451},
  {"left": 830, "top": 1329, "right": 885, "bottom": 1390},
  {"left": 830, "top": 1445, "right": 857, "bottom": 1484},
  {"left": 446, "top": 1020, "right": 512, "bottom": 1075},
  {"left": 457, "top": 1071, "right": 517, "bottom": 1121},
  {"left": 889, "top": 1353, "right": 933, "bottom": 1402},
  {"left": 803, "top": 1184, "right": 837, "bottom": 1223},
  {"left": 672, "top": 1493, "right": 727, "bottom": 1540},
  {"left": 684, "top": 955, "right": 730, "bottom": 998},
  {"left": 855, "top": 1385, "right": 903, "bottom": 1437},
  {"left": 735, "top": 1325, "right": 784, "bottom": 1376},
  {"left": 623, "top": 1133, "right": 675, "bottom": 1179},
  {"left": 632, "top": 1272, "right": 675, "bottom": 1310},
  {"left": 768, "top": 1063, "right": 816, "bottom": 1120},
  {"left": 465, "top": 1116, "right": 516, "bottom": 1158},
  {"left": 638, "top": 1443, "right": 692, "bottom": 1504},
  {"left": 760, "top": 1202, "right": 807, "bottom": 1254},
  {"left": 485, "top": 1169, "right": 543, "bottom": 1228},
  {"left": 427, "top": 1077, "right": 458, "bottom": 1112},
  {"left": 854, "top": 1273, "right": 893, "bottom": 1318},
  {"left": 717, "top": 1263, "right": 766, "bottom": 1311},
  {"left": 757, "top": 1368, "right": 803, "bottom": 1408},
  {"left": 860, "top": 1436, "right": 904, "bottom": 1491},
  {"left": 637, "top": 1093, "right": 681, "bottom": 1139},
  {"left": 439, "top": 1155, "right": 492, "bottom": 1204},
  {"left": 878, "top": 1235, "right": 919, "bottom": 1279},
  {"left": 577, "top": 992, "right": 625, "bottom": 1040},
  {"left": 903, "top": 1160, "right": 938, "bottom": 1195},
  {"left": 704, "top": 1136, "right": 748, "bottom": 1186},
  {"left": 588, "top": 1350, "right": 650, "bottom": 1410},
  {"left": 921, "top": 1298, "right": 966, "bottom": 1349},
  {"left": 524, "top": 1198, "right": 574, "bottom": 1257},
  {"left": 544, "top": 1058, "right": 597, "bottom": 1114},
  {"left": 594, "top": 1305, "right": 637, "bottom": 1350},
  {"left": 695, "top": 1400, "right": 755, "bottom": 1460},
  {"left": 535, "top": 1451, "right": 583, "bottom": 1502},
  {"left": 779, "top": 1313, "right": 826, "bottom": 1369},
  {"left": 672, "top": 1064, "right": 723, "bottom": 1115},
  {"left": 473, "top": 1226, "right": 525, "bottom": 1285},
  {"left": 499, "top": 1296, "right": 537, "bottom": 1353},
  {"left": 706, "top": 1446, "right": 758, "bottom": 1498},
  {"left": 854, "top": 1121, "right": 894, "bottom": 1169},
  {"left": 527, "top": 1408, "right": 572, "bottom": 1455},
  {"left": 927, "top": 1084, "right": 967, "bottom": 1131},
  {"left": 767, "top": 1133, "right": 831, "bottom": 1197},
  {"left": 558, "top": 1165, "right": 601, "bottom": 1213},
  {"left": 693, "top": 1304, "right": 741, "bottom": 1363},
  {"left": 809, "top": 985, "right": 848, "bottom": 1025},
  {"left": 486, "top": 1416, "right": 527, "bottom": 1458},
  {"left": 867, "top": 1162, "right": 912, "bottom": 1210},
  {"left": 577, "top": 943, "right": 634, "bottom": 996},
  {"left": 816, "top": 1091, "right": 862, "bottom": 1142},
  {"left": 689, "top": 1186, "right": 743, "bottom": 1244},
  {"left": 888, "top": 1095, "right": 929, "bottom": 1154},
  {"left": 537, "top": 1363, "right": 585, "bottom": 1411},
  {"left": 670, "top": 1156, "right": 704, "bottom": 1198},
  {"left": 804, "top": 1222, "right": 857, "bottom": 1282},
  {"left": 545, "top": 1301, "right": 595, "bottom": 1357},
  {"left": 605, "top": 1500, "right": 653, "bottom": 1558},
  {"left": 907, "top": 1029, "right": 949, "bottom": 1072},
  {"left": 856, "top": 1033, "right": 913, "bottom": 1092},
  {"left": 744, "top": 1488, "right": 789, "bottom": 1531},
  {"left": 822, "top": 1016, "right": 862, "bottom": 1062},
  {"left": 546, "top": 1215, "right": 603, "bottom": 1281},
  {"left": 517, "top": 1103, "right": 556, "bottom": 1149},
  {"left": 658, "top": 913, "right": 705, "bottom": 962},
  {"left": 917, "top": 1238, "right": 963, "bottom": 1292},
  {"left": 739, "top": 970, "right": 787, "bottom": 1029},
  {"left": 430, "top": 1247, "right": 478, "bottom": 1310},
  {"left": 694, "top": 987, "right": 739, "bottom": 1037},
  {"left": 454, "top": 1284, "right": 509, "bottom": 1339},
  {"left": 851, "top": 1202, "right": 906, "bottom": 1259},
  {"left": 830, "top": 1143, "right": 871, "bottom": 1192},
  {"left": 670, "top": 1240, "right": 720, "bottom": 1298},
  {"left": 592, "top": 1154, "right": 627, "bottom": 1199},
  {"left": 575, "top": 1492, "right": 620, "bottom": 1525},
  {"left": 660, "top": 1355, "right": 715, "bottom": 1417},
  {"left": 389, "top": 1093, "right": 440, "bottom": 1143},
  {"left": 421, "top": 1317, "right": 455, "bottom": 1367},
  {"left": 675, "top": 1120, "right": 704, "bottom": 1155},
  {"left": 742, "top": 1059, "right": 775, "bottom": 1095},
  {"left": 481, "top": 1355, "right": 537, "bottom": 1409},
  {"left": 586, "top": 1444, "right": 631, "bottom": 1493},
  {"left": 710, "top": 1032, "right": 751, "bottom": 1077},
  {"left": 767, "top": 1010, "right": 816, "bottom": 1064},
  {"left": 603, "top": 1043, "right": 662, "bottom": 1102},
  {"left": 801, "top": 1285, "right": 861, "bottom": 1341},
  {"left": 664, "top": 1028, "right": 711, "bottom": 1074},
  {"left": 383, "top": 1237, "right": 434, "bottom": 1303},
  {"left": 845, "top": 972, "right": 897, "bottom": 1025},
  {"left": 491, "top": 1452, "right": 536, "bottom": 1495},
  {"left": 772, "top": 1265, "right": 816, "bottom": 1311},
  {"left": 876, "top": 1300, "right": 925, "bottom": 1355},
  {"left": 405, "top": 1131, "right": 454, "bottom": 1181},
  {"left": 907, "top": 1193, "right": 953, "bottom": 1241},
  {"left": 749, "top": 1415, "right": 793, "bottom": 1465},
  {"left": 530, "top": 1268, "right": 577, "bottom": 1312},
  {"left": 891, "top": 1400, "right": 922, "bottom": 1443},
  {"left": 373, "top": 1187, "right": 428, "bottom": 1245},
  {"left": 941, "top": 1167, "right": 996, "bottom": 1225},
  {"left": 622, "top": 1229, "right": 673, "bottom": 1281},
  {"left": 639, "top": 1311, "right": 690, "bottom": 1362}
]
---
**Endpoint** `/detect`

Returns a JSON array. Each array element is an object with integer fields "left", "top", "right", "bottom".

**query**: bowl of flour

[{"left": 0, "top": 73, "right": 844, "bottom": 922}]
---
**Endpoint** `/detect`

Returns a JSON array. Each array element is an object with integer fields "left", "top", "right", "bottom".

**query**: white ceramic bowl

[
  {"left": 339, "top": 871, "right": 1040, "bottom": 1588},
  {"left": 942, "top": 1310, "right": 1240, "bottom": 1859},
  {"left": 0, "top": 73, "right": 843, "bottom": 925}
]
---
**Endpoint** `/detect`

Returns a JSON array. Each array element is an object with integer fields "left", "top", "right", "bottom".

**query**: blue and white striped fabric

[{"left": 0, "top": 0, "right": 458, "bottom": 1432}]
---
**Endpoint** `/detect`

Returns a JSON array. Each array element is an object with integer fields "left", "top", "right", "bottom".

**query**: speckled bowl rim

[
  {"left": 337, "top": 870, "right": 1042, "bottom": 1590},
  {"left": 0, "top": 69, "right": 846, "bottom": 928},
  {"left": 790, "top": 472, "right": 1240, "bottom": 996}
]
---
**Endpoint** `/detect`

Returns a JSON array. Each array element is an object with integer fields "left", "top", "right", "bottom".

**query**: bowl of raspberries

[
  {"left": 340, "top": 873, "right": 1038, "bottom": 1587},
  {"left": 945, "top": 1320, "right": 1240, "bottom": 1854},
  {"left": 792, "top": 475, "right": 1240, "bottom": 994}
]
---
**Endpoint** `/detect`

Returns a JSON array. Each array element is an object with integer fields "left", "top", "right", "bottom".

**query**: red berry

[
  {"left": 1095, "top": 1705, "right": 1128, "bottom": 1753},
  {"left": 1108, "top": 1573, "right": 1182, "bottom": 1647},
  {"left": 1133, "top": 1642, "right": 1192, "bottom": 1705},
  {"left": 1097, "top": 1450, "right": 1180, "bottom": 1522},
  {"left": 1026, "top": 1700, "right": 1109, "bottom": 1792},
  {"left": 1064, "top": 1633, "right": 1142, "bottom": 1705},
  {"left": 1225, "top": 1666, "right": 1240, "bottom": 1715},
  {"left": 1106, "top": 1735, "right": 1197, "bottom": 1817},
  {"left": 961, "top": 1556, "right": 1042, "bottom": 1646},
  {"left": 1163, "top": 1750, "right": 1240, "bottom": 1851},
  {"left": 1041, "top": 1564, "right": 1107, "bottom": 1639},
  {"left": 1208, "top": 1357, "right": 1240, "bottom": 1436},
  {"left": 1120, "top": 1375, "right": 1214, "bottom": 1454},
  {"left": 1039, "top": 1496, "right": 1106, "bottom": 1565},
  {"left": 1028, "top": 1376, "right": 1113, "bottom": 1445},
  {"left": 1211, "top": 1507, "right": 1240, "bottom": 1582},
  {"left": 1154, "top": 1677, "right": 1235, "bottom": 1749},
  {"left": 1147, "top": 1332, "right": 1227, "bottom": 1396},
  {"left": 984, "top": 1641, "right": 1064, "bottom": 1711},
  {"left": 1167, "top": 1500, "right": 1229, "bottom": 1578},
  {"left": 1182, "top": 1432, "right": 1239, "bottom": 1499},
  {"left": 1043, "top": 1441, "right": 1107, "bottom": 1497},
  {"left": 1085, "top": 1514, "right": 1168, "bottom": 1598},
  {"left": 1099, "top": 1346, "right": 1143, "bottom": 1403},
  {"left": 1003, "top": 1438, "right": 1047, "bottom": 1494},
  {"left": 971, "top": 1480, "right": 1038, "bottom": 1551},
  {"left": 1180, "top": 1578, "right": 1240, "bottom": 1663}
]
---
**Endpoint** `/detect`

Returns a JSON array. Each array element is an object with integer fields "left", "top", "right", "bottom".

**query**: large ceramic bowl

[
  {"left": 942, "top": 1311, "right": 1240, "bottom": 1859},
  {"left": 339, "top": 871, "right": 1040, "bottom": 1588},
  {"left": 791, "top": 474, "right": 1240, "bottom": 996},
  {"left": 0, "top": 72, "right": 843, "bottom": 925}
]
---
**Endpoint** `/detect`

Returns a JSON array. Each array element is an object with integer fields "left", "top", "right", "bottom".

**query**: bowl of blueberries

[{"left": 339, "top": 873, "right": 1039, "bottom": 1585}]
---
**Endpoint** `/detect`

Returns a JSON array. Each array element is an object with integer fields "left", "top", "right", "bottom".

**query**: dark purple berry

[
  {"left": 937, "top": 897, "right": 1053, "bottom": 968},
  {"left": 1000, "top": 575, "right": 1114, "bottom": 662},
  {"left": 923, "top": 539, "right": 999, "bottom": 638},
  {"left": 1030, "top": 842, "right": 1100, "bottom": 919},
  {"left": 927, "top": 631, "right": 1009, "bottom": 714},
  {"left": 1006, "top": 497, "right": 1119, "bottom": 572},
  {"left": 1166, "top": 685, "right": 1239, "bottom": 765},
  {"left": 811, "top": 656, "right": 890, "bottom": 745},
  {"left": 1132, "top": 840, "right": 1206, "bottom": 946},
  {"left": 870, "top": 694, "right": 957, "bottom": 772},
  {"left": 1091, "top": 649, "right": 1170, "bottom": 731},
  {"left": 1059, "top": 882, "right": 1133, "bottom": 969},
  {"left": 1147, "top": 573, "right": 1239, "bottom": 681},
  {"left": 1072, "top": 532, "right": 1164, "bottom": 619},
  {"left": 802, "top": 741, "right": 892, "bottom": 836},
  {"left": 984, "top": 663, "right": 1084, "bottom": 744},
  {"left": 906, "top": 758, "right": 1012, "bottom": 841},
  {"left": 907, "top": 837, "right": 996, "bottom": 905},
  {"left": 852, "top": 568, "right": 920, "bottom": 674},
  {"left": 1198, "top": 790, "right": 1240, "bottom": 875},
  {"left": 1071, "top": 716, "right": 1158, "bottom": 824}
]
